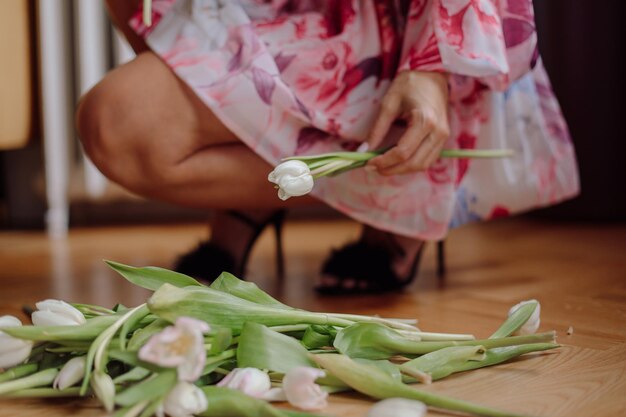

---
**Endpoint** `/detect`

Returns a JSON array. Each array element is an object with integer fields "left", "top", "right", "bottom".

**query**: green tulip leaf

[
  {"left": 237, "top": 322, "right": 315, "bottom": 373},
  {"left": 105, "top": 260, "right": 203, "bottom": 291},
  {"left": 210, "top": 272, "right": 291, "bottom": 309}
]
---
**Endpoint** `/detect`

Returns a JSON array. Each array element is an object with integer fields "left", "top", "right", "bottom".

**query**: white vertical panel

[
  {"left": 38, "top": 0, "right": 72, "bottom": 238},
  {"left": 113, "top": 28, "right": 136, "bottom": 66},
  {"left": 75, "top": 0, "right": 109, "bottom": 198}
]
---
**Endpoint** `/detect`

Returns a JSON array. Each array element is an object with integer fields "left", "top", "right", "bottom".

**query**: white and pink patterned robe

[{"left": 130, "top": 0, "right": 579, "bottom": 240}]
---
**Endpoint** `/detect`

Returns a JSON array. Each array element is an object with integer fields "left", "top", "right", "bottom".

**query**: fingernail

[
  {"left": 365, "top": 165, "right": 377, "bottom": 172},
  {"left": 357, "top": 143, "right": 369, "bottom": 152}
]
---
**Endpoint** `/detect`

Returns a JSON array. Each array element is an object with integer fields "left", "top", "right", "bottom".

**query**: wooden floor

[{"left": 0, "top": 217, "right": 625, "bottom": 417}]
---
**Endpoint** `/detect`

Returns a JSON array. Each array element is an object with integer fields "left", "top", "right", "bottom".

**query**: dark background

[{"left": 533, "top": 0, "right": 626, "bottom": 221}]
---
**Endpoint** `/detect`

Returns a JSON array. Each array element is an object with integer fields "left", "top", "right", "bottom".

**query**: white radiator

[{"left": 38, "top": 0, "right": 136, "bottom": 238}]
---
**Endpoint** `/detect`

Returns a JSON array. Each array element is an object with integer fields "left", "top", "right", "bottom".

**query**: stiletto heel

[
  {"left": 316, "top": 232, "right": 426, "bottom": 295},
  {"left": 436, "top": 240, "right": 446, "bottom": 279},
  {"left": 317, "top": 233, "right": 449, "bottom": 295},
  {"left": 273, "top": 214, "right": 285, "bottom": 282},
  {"left": 174, "top": 210, "right": 287, "bottom": 282}
]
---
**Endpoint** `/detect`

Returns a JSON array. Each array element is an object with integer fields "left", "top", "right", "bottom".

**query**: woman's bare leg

[
  {"left": 77, "top": 52, "right": 311, "bottom": 209},
  {"left": 79, "top": 2, "right": 314, "bottom": 279}
]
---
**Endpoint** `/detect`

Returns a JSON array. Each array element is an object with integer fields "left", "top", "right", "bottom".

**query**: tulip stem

[
  {"left": 288, "top": 148, "right": 514, "bottom": 182},
  {"left": 267, "top": 324, "right": 311, "bottom": 333},
  {"left": 0, "top": 363, "right": 39, "bottom": 383},
  {"left": 81, "top": 304, "right": 147, "bottom": 395},
  {"left": 202, "top": 349, "right": 237, "bottom": 375},
  {"left": 391, "top": 331, "right": 556, "bottom": 355},
  {"left": 440, "top": 149, "right": 514, "bottom": 158},
  {"left": 143, "top": 0, "right": 152, "bottom": 26},
  {"left": 397, "top": 330, "right": 476, "bottom": 341},
  {"left": 0, "top": 368, "right": 58, "bottom": 395},
  {"left": 311, "top": 159, "right": 353, "bottom": 178},
  {"left": 326, "top": 314, "right": 419, "bottom": 331},
  {"left": 47, "top": 346, "right": 90, "bottom": 353},
  {"left": 72, "top": 303, "right": 116, "bottom": 317},
  {"left": 5, "top": 387, "right": 84, "bottom": 398}
]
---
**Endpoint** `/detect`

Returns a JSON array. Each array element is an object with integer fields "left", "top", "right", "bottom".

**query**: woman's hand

[{"left": 366, "top": 71, "right": 450, "bottom": 176}]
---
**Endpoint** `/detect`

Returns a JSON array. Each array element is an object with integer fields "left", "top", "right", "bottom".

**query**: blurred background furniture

[
  {"left": 534, "top": 0, "right": 626, "bottom": 221},
  {"left": 0, "top": 0, "right": 33, "bottom": 151}
]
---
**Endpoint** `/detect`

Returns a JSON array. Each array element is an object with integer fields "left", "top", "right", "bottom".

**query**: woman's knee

[
  {"left": 76, "top": 78, "right": 117, "bottom": 174},
  {"left": 76, "top": 57, "right": 170, "bottom": 193},
  {"left": 76, "top": 74, "right": 135, "bottom": 187},
  {"left": 76, "top": 52, "right": 238, "bottom": 195}
]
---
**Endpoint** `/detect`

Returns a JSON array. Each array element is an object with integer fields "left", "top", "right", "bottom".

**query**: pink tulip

[
  {"left": 282, "top": 366, "right": 328, "bottom": 410},
  {"left": 139, "top": 317, "right": 210, "bottom": 382}
]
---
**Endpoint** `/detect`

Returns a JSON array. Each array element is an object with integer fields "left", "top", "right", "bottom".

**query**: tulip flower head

[
  {"left": 217, "top": 367, "right": 272, "bottom": 398},
  {"left": 158, "top": 381, "right": 208, "bottom": 417},
  {"left": 0, "top": 315, "right": 33, "bottom": 369},
  {"left": 367, "top": 398, "right": 427, "bottom": 417},
  {"left": 54, "top": 356, "right": 86, "bottom": 390},
  {"left": 268, "top": 160, "right": 314, "bottom": 200},
  {"left": 282, "top": 366, "right": 328, "bottom": 410},
  {"left": 508, "top": 299, "right": 541, "bottom": 335},
  {"left": 31, "top": 299, "right": 86, "bottom": 327},
  {"left": 138, "top": 317, "right": 210, "bottom": 382},
  {"left": 90, "top": 371, "right": 116, "bottom": 412}
]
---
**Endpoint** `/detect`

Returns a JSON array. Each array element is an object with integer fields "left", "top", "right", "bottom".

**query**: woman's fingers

[
  {"left": 369, "top": 107, "right": 437, "bottom": 172},
  {"left": 423, "top": 139, "right": 444, "bottom": 168},
  {"left": 369, "top": 121, "right": 428, "bottom": 171},
  {"left": 378, "top": 122, "right": 448, "bottom": 176},
  {"left": 365, "top": 71, "right": 450, "bottom": 175},
  {"left": 366, "top": 95, "right": 401, "bottom": 151},
  {"left": 378, "top": 133, "right": 438, "bottom": 175}
]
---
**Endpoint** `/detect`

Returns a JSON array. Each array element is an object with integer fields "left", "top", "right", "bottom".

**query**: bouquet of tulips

[{"left": 0, "top": 261, "right": 555, "bottom": 417}]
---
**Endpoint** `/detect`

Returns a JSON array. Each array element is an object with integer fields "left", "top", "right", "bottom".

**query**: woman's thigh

[{"left": 77, "top": 51, "right": 240, "bottom": 192}]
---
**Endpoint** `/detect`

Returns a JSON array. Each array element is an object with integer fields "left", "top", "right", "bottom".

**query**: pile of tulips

[{"left": 0, "top": 261, "right": 553, "bottom": 417}]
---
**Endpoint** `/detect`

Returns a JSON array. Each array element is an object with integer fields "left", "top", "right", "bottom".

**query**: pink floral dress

[{"left": 130, "top": 0, "right": 579, "bottom": 240}]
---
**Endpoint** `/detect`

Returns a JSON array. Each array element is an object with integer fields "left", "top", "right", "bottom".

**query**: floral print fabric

[{"left": 131, "top": 0, "right": 579, "bottom": 239}]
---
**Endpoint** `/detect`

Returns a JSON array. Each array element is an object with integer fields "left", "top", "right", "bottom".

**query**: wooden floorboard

[{"left": 0, "top": 218, "right": 625, "bottom": 416}]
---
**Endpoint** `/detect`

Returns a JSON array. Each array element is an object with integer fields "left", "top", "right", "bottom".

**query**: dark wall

[{"left": 533, "top": 0, "right": 626, "bottom": 221}]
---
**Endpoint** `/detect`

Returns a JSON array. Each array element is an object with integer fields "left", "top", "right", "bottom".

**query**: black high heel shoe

[
  {"left": 316, "top": 235, "right": 446, "bottom": 295},
  {"left": 174, "top": 210, "right": 286, "bottom": 282}
]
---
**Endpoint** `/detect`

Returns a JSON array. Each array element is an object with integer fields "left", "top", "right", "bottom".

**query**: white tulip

[
  {"left": 508, "top": 299, "right": 541, "bottom": 335},
  {"left": 216, "top": 367, "right": 286, "bottom": 402},
  {"left": 90, "top": 371, "right": 116, "bottom": 412},
  {"left": 0, "top": 315, "right": 33, "bottom": 369},
  {"left": 367, "top": 398, "right": 427, "bottom": 417},
  {"left": 282, "top": 366, "right": 328, "bottom": 410},
  {"left": 161, "top": 381, "right": 208, "bottom": 417},
  {"left": 217, "top": 367, "right": 272, "bottom": 398},
  {"left": 53, "top": 356, "right": 86, "bottom": 390},
  {"left": 268, "top": 160, "right": 314, "bottom": 200},
  {"left": 31, "top": 299, "right": 86, "bottom": 326}
]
